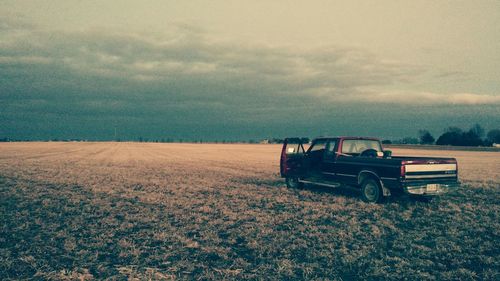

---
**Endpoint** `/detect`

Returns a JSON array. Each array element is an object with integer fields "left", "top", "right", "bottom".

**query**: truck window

[
  {"left": 309, "top": 139, "right": 327, "bottom": 152},
  {"left": 308, "top": 139, "right": 327, "bottom": 168},
  {"left": 324, "top": 140, "right": 337, "bottom": 160},
  {"left": 285, "top": 143, "right": 305, "bottom": 154},
  {"left": 341, "top": 139, "right": 382, "bottom": 155}
]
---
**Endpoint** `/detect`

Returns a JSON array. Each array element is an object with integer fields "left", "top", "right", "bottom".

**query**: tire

[
  {"left": 285, "top": 177, "right": 303, "bottom": 189},
  {"left": 361, "top": 178, "right": 384, "bottom": 203}
]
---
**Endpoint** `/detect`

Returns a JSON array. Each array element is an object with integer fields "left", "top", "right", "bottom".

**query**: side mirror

[{"left": 383, "top": 150, "right": 392, "bottom": 158}]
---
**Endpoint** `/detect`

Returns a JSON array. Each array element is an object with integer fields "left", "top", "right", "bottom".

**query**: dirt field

[{"left": 1, "top": 142, "right": 499, "bottom": 280}]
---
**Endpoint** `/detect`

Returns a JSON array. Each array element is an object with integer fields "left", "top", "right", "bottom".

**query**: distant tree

[
  {"left": 381, "top": 139, "right": 392, "bottom": 144},
  {"left": 462, "top": 127, "right": 483, "bottom": 146},
  {"left": 445, "top": 127, "right": 463, "bottom": 134},
  {"left": 401, "top": 137, "right": 419, "bottom": 144},
  {"left": 436, "top": 127, "right": 462, "bottom": 146},
  {"left": 436, "top": 125, "right": 484, "bottom": 146},
  {"left": 470, "top": 124, "right": 485, "bottom": 139},
  {"left": 486, "top": 129, "right": 500, "bottom": 145},
  {"left": 418, "top": 130, "right": 435, "bottom": 145},
  {"left": 271, "top": 138, "right": 284, "bottom": 144}
]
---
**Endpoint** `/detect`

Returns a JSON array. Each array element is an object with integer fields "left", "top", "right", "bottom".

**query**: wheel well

[
  {"left": 358, "top": 170, "right": 381, "bottom": 186},
  {"left": 358, "top": 170, "right": 392, "bottom": 197}
]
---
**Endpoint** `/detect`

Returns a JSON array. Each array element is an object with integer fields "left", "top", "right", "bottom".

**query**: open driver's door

[{"left": 280, "top": 138, "right": 307, "bottom": 177}]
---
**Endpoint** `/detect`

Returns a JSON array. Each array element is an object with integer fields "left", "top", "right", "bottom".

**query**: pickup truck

[{"left": 280, "top": 137, "right": 460, "bottom": 203}]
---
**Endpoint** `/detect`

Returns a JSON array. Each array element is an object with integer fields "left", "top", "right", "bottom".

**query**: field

[{"left": 0, "top": 142, "right": 499, "bottom": 280}]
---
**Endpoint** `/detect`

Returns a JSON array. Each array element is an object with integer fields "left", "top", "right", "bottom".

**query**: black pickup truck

[{"left": 280, "top": 137, "right": 460, "bottom": 203}]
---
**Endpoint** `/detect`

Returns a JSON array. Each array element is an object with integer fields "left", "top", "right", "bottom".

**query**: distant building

[{"left": 260, "top": 139, "right": 269, "bottom": 144}]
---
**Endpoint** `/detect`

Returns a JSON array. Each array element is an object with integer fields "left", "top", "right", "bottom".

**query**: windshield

[{"left": 341, "top": 139, "right": 382, "bottom": 155}]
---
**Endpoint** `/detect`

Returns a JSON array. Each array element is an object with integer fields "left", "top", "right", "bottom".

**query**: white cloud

[
  {"left": 446, "top": 93, "right": 500, "bottom": 105},
  {"left": 343, "top": 91, "right": 500, "bottom": 105},
  {"left": 1, "top": 16, "right": 498, "bottom": 108}
]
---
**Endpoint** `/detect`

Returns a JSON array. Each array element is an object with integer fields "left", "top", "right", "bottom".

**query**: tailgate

[{"left": 402, "top": 159, "right": 458, "bottom": 181}]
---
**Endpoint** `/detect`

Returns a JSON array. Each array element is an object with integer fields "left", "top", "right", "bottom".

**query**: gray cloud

[
  {"left": 3, "top": 16, "right": 495, "bottom": 104},
  {"left": 1, "top": 16, "right": 498, "bottom": 140},
  {"left": 0, "top": 17, "right": 413, "bottom": 95}
]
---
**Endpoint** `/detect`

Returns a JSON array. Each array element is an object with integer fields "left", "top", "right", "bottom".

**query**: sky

[{"left": 1, "top": 1, "right": 499, "bottom": 141}]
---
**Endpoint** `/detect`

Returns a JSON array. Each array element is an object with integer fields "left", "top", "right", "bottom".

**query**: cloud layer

[
  {"left": 1, "top": 16, "right": 498, "bottom": 140},
  {"left": 3, "top": 16, "right": 497, "bottom": 104}
]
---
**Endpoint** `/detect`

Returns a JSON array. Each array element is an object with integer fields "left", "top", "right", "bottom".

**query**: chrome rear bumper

[{"left": 403, "top": 181, "right": 460, "bottom": 195}]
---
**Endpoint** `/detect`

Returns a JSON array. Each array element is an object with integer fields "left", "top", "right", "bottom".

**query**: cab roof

[{"left": 313, "top": 136, "right": 381, "bottom": 141}]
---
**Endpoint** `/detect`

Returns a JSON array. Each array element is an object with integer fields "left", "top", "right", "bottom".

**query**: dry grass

[{"left": 0, "top": 142, "right": 498, "bottom": 280}]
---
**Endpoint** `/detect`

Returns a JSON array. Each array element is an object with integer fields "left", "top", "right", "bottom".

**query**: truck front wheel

[
  {"left": 285, "top": 177, "right": 303, "bottom": 189},
  {"left": 361, "top": 178, "right": 383, "bottom": 203}
]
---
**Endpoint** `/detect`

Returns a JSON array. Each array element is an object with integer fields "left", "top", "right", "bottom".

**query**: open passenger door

[{"left": 280, "top": 137, "right": 307, "bottom": 177}]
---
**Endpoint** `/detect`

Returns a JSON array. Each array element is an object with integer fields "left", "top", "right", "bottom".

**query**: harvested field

[{"left": 0, "top": 142, "right": 499, "bottom": 280}]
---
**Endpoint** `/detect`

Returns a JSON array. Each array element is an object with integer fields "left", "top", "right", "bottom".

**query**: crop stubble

[{"left": 0, "top": 142, "right": 499, "bottom": 280}]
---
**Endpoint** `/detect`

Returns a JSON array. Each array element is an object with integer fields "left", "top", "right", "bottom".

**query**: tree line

[
  {"left": 387, "top": 124, "right": 500, "bottom": 147},
  {"left": 1, "top": 124, "right": 499, "bottom": 146}
]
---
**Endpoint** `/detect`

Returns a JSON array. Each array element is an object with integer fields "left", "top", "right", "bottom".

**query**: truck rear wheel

[
  {"left": 285, "top": 177, "right": 303, "bottom": 189},
  {"left": 361, "top": 178, "right": 383, "bottom": 203}
]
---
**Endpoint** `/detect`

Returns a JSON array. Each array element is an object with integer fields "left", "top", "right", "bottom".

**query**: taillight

[{"left": 400, "top": 164, "right": 406, "bottom": 178}]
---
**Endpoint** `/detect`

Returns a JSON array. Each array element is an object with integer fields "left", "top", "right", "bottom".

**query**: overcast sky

[{"left": 1, "top": 1, "right": 499, "bottom": 141}]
